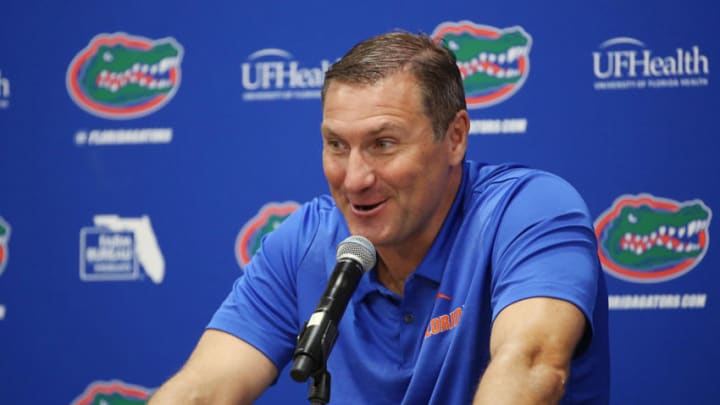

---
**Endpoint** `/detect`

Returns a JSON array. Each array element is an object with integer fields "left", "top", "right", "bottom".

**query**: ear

[{"left": 445, "top": 110, "right": 469, "bottom": 165}]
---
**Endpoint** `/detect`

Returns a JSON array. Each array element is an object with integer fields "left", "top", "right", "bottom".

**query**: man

[{"left": 150, "top": 32, "right": 609, "bottom": 404}]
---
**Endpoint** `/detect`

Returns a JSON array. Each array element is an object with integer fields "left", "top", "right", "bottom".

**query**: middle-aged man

[{"left": 149, "top": 31, "right": 610, "bottom": 404}]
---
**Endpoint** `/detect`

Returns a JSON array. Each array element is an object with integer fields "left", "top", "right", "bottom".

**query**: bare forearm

[
  {"left": 473, "top": 357, "right": 568, "bottom": 405},
  {"left": 148, "top": 372, "right": 229, "bottom": 405}
]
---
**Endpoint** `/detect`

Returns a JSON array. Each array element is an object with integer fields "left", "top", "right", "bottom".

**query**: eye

[
  {"left": 374, "top": 138, "right": 394, "bottom": 150},
  {"left": 324, "top": 137, "right": 347, "bottom": 153},
  {"left": 627, "top": 213, "right": 637, "bottom": 224}
]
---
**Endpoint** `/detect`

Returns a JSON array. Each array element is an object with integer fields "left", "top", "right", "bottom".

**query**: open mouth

[
  {"left": 354, "top": 203, "right": 380, "bottom": 211},
  {"left": 352, "top": 200, "right": 385, "bottom": 213}
]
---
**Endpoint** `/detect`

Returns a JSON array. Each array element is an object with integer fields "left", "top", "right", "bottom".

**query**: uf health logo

[
  {"left": 241, "top": 48, "right": 332, "bottom": 101},
  {"left": 66, "top": 32, "right": 183, "bottom": 119},
  {"left": 595, "top": 194, "right": 712, "bottom": 283},
  {"left": 592, "top": 37, "right": 710, "bottom": 90},
  {"left": 71, "top": 380, "right": 151, "bottom": 405},
  {"left": 432, "top": 21, "right": 532, "bottom": 109},
  {"left": 80, "top": 215, "right": 165, "bottom": 284},
  {"left": 236, "top": 201, "right": 299, "bottom": 270}
]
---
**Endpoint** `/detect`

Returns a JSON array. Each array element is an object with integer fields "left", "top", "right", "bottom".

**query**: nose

[{"left": 343, "top": 149, "right": 375, "bottom": 193}]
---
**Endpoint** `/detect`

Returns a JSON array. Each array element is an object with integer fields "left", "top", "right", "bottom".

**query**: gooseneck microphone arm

[{"left": 290, "top": 235, "right": 376, "bottom": 405}]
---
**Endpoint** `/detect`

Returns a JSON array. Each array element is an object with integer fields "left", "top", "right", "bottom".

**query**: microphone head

[{"left": 336, "top": 235, "right": 377, "bottom": 272}]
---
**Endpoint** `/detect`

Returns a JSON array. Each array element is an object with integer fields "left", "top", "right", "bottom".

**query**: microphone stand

[
  {"left": 291, "top": 315, "right": 337, "bottom": 405},
  {"left": 308, "top": 367, "right": 331, "bottom": 405}
]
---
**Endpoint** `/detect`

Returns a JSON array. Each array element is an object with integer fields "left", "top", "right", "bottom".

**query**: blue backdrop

[{"left": 1, "top": 0, "right": 718, "bottom": 403}]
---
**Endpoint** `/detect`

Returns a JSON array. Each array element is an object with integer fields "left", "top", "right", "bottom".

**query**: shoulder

[{"left": 464, "top": 161, "right": 590, "bottom": 218}]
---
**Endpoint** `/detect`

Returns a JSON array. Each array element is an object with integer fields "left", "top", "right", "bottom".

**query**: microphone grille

[{"left": 336, "top": 235, "right": 377, "bottom": 272}]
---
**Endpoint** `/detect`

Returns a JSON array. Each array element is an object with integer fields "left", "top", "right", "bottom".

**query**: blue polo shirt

[{"left": 209, "top": 160, "right": 610, "bottom": 404}]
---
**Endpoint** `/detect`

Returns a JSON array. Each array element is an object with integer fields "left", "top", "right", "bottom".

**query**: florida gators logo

[
  {"left": 71, "top": 380, "right": 151, "bottom": 405},
  {"left": 0, "top": 217, "right": 10, "bottom": 277},
  {"left": 235, "top": 201, "right": 300, "bottom": 270},
  {"left": 432, "top": 21, "right": 532, "bottom": 109},
  {"left": 595, "top": 194, "right": 712, "bottom": 283},
  {"left": 66, "top": 32, "right": 183, "bottom": 119}
]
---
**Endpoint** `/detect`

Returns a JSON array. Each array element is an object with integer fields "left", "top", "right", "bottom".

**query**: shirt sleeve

[
  {"left": 489, "top": 171, "right": 600, "bottom": 334},
  {"left": 207, "top": 201, "right": 319, "bottom": 370}
]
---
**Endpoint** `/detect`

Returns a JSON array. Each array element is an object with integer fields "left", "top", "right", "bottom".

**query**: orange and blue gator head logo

[
  {"left": 71, "top": 380, "right": 151, "bottom": 405},
  {"left": 66, "top": 32, "right": 183, "bottom": 119},
  {"left": 432, "top": 21, "right": 532, "bottom": 109},
  {"left": 595, "top": 194, "right": 712, "bottom": 283},
  {"left": 236, "top": 202, "right": 299, "bottom": 270},
  {"left": 0, "top": 217, "right": 9, "bottom": 276}
]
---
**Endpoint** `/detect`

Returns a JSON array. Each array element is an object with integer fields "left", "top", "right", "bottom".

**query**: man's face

[{"left": 321, "top": 71, "right": 465, "bottom": 252}]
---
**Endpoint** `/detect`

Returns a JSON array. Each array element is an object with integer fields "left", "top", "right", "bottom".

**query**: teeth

[
  {"left": 665, "top": 241, "right": 673, "bottom": 250},
  {"left": 676, "top": 243, "right": 684, "bottom": 252},
  {"left": 659, "top": 226, "right": 667, "bottom": 235},
  {"left": 650, "top": 231, "right": 657, "bottom": 239},
  {"left": 507, "top": 46, "right": 526, "bottom": 62},
  {"left": 669, "top": 227, "right": 676, "bottom": 237},
  {"left": 479, "top": 52, "right": 488, "bottom": 62},
  {"left": 635, "top": 246, "right": 644, "bottom": 255},
  {"left": 624, "top": 233, "right": 632, "bottom": 241},
  {"left": 158, "top": 57, "right": 178, "bottom": 73},
  {"left": 498, "top": 54, "right": 506, "bottom": 64},
  {"left": 688, "top": 221, "right": 697, "bottom": 236},
  {"left": 141, "top": 64, "right": 149, "bottom": 73},
  {"left": 678, "top": 226, "right": 686, "bottom": 238}
]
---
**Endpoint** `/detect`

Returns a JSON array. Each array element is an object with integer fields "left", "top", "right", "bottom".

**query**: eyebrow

[{"left": 321, "top": 121, "right": 402, "bottom": 138}]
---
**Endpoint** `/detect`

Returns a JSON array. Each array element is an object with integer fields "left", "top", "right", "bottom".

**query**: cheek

[{"left": 322, "top": 155, "right": 344, "bottom": 188}]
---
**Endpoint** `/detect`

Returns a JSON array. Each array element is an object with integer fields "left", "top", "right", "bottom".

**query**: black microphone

[{"left": 290, "top": 235, "right": 376, "bottom": 382}]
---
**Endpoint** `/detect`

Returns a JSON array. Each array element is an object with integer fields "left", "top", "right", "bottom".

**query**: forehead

[{"left": 321, "top": 72, "right": 427, "bottom": 134}]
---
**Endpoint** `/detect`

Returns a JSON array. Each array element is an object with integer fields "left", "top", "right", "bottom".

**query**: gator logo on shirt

[
  {"left": 432, "top": 21, "right": 532, "bottom": 109},
  {"left": 235, "top": 201, "right": 300, "bottom": 270},
  {"left": 594, "top": 194, "right": 711, "bottom": 282},
  {"left": 0, "top": 217, "right": 10, "bottom": 276},
  {"left": 66, "top": 32, "right": 183, "bottom": 119},
  {"left": 70, "top": 380, "right": 151, "bottom": 405}
]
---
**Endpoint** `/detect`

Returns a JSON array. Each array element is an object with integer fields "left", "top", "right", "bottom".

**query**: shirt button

[{"left": 403, "top": 313, "right": 414, "bottom": 324}]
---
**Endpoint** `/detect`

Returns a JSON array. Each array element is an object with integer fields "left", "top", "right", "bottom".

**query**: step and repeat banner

[{"left": 1, "top": 1, "right": 718, "bottom": 403}]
